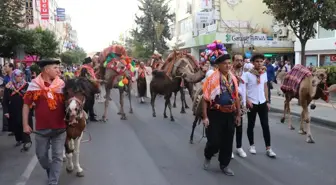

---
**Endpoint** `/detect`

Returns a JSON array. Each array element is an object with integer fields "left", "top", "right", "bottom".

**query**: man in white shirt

[
  {"left": 243, "top": 54, "right": 276, "bottom": 158},
  {"left": 231, "top": 54, "right": 247, "bottom": 159}
]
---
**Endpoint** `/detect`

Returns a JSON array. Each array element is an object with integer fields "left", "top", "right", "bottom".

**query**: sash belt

[{"left": 211, "top": 104, "right": 236, "bottom": 113}]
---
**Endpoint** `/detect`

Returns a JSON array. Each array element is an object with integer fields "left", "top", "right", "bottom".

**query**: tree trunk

[{"left": 300, "top": 40, "right": 307, "bottom": 66}]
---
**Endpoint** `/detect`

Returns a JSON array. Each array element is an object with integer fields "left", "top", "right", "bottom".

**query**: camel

[
  {"left": 97, "top": 45, "right": 133, "bottom": 121},
  {"left": 150, "top": 53, "right": 206, "bottom": 121},
  {"left": 280, "top": 65, "right": 329, "bottom": 143}
]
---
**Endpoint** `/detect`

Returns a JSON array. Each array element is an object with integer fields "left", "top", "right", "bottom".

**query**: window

[
  {"left": 179, "top": 18, "right": 192, "bottom": 34},
  {"left": 318, "top": 25, "right": 335, "bottom": 38},
  {"left": 320, "top": 55, "right": 336, "bottom": 66},
  {"left": 305, "top": 55, "right": 318, "bottom": 67}
]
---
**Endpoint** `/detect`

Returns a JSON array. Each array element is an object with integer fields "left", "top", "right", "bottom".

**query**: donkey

[{"left": 63, "top": 77, "right": 99, "bottom": 177}]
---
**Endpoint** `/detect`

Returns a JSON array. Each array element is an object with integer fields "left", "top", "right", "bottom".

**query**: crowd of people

[{"left": 0, "top": 47, "right": 297, "bottom": 184}]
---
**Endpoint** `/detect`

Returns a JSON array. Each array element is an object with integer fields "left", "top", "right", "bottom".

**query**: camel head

[
  {"left": 175, "top": 57, "right": 206, "bottom": 83},
  {"left": 312, "top": 68, "right": 329, "bottom": 102}
]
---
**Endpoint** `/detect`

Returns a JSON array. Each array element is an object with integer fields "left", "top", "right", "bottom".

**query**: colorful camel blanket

[{"left": 281, "top": 64, "right": 312, "bottom": 97}]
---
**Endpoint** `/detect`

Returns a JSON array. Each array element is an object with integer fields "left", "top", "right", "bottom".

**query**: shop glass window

[{"left": 305, "top": 55, "right": 318, "bottom": 67}]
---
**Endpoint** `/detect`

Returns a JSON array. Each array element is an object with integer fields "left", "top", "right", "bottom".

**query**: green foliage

[
  {"left": 263, "top": 0, "right": 336, "bottom": 65},
  {"left": 0, "top": 0, "right": 26, "bottom": 58},
  {"left": 0, "top": 0, "right": 25, "bottom": 29},
  {"left": 23, "top": 27, "right": 60, "bottom": 59},
  {"left": 0, "top": 27, "right": 24, "bottom": 57},
  {"left": 29, "top": 63, "right": 41, "bottom": 75},
  {"left": 60, "top": 48, "right": 87, "bottom": 65},
  {"left": 132, "top": 0, "right": 175, "bottom": 56},
  {"left": 319, "top": 65, "right": 336, "bottom": 86},
  {"left": 130, "top": 39, "right": 152, "bottom": 58}
]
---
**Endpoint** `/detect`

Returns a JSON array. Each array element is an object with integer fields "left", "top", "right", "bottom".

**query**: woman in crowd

[{"left": 3, "top": 69, "right": 33, "bottom": 151}]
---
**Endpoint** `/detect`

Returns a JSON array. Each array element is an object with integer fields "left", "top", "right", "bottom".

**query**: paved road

[{"left": 1, "top": 91, "right": 336, "bottom": 185}]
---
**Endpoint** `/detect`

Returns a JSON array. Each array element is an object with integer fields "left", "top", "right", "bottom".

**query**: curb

[{"left": 269, "top": 107, "right": 336, "bottom": 129}]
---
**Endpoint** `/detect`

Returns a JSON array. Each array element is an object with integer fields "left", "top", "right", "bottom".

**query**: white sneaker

[
  {"left": 249, "top": 146, "right": 256, "bottom": 154},
  {"left": 266, "top": 148, "right": 276, "bottom": 158},
  {"left": 231, "top": 153, "right": 234, "bottom": 159},
  {"left": 236, "top": 148, "right": 247, "bottom": 158}
]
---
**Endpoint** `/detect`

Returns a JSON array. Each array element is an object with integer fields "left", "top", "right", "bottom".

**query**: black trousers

[
  {"left": 235, "top": 117, "right": 243, "bottom": 148},
  {"left": 247, "top": 102, "right": 271, "bottom": 147},
  {"left": 84, "top": 94, "right": 95, "bottom": 119},
  {"left": 267, "top": 81, "right": 272, "bottom": 103},
  {"left": 12, "top": 111, "right": 33, "bottom": 143},
  {"left": 204, "top": 110, "right": 235, "bottom": 167}
]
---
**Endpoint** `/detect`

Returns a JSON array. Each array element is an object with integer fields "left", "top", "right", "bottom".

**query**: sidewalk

[{"left": 269, "top": 90, "right": 336, "bottom": 129}]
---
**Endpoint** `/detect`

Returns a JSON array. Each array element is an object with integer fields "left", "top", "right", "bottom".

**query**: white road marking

[{"left": 15, "top": 155, "right": 38, "bottom": 185}]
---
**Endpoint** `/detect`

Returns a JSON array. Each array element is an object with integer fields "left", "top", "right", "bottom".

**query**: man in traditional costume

[
  {"left": 23, "top": 59, "right": 66, "bottom": 185},
  {"left": 78, "top": 57, "right": 99, "bottom": 121},
  {"left": 202, "top": 54, "right": 241, "bottom": 176},
  {"left": 136, "top": 62, "right": 149, "bottom": 103}
]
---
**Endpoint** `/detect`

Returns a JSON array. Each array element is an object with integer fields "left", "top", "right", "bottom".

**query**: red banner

[
  {"left": 330, "top": 55, "right": 336, "bottom": 62},
  {"left": 40, "top": 0, "right": 49, "bottom": 20}
]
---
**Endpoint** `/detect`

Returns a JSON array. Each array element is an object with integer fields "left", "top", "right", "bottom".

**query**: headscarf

[{"left": 10, "top": 69, "right": 26, "bottom": 88}]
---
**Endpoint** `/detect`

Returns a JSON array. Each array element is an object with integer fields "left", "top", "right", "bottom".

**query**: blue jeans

[{"left": 35, "top": 129, "right": 66, "bottom": 185}]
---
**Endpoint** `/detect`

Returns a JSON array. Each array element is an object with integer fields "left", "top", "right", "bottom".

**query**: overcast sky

[{"left": 58, "top": 0, "right": 139, "bottom": 53}]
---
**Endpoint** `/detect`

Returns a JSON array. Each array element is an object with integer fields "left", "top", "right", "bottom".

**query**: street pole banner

[
  {"left": 40, "top": 0, "right": 49, "bottom": 20},
  {"left": 25, "top": 0, "right": 34, "bottom": 24},
  {"left": 56, "top": 8, "right": 66, "bottom": 22}
]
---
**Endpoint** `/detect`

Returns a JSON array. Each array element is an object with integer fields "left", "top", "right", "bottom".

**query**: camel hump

[{"left": 152, "top": 70, "right": 166, "bottom": 78}]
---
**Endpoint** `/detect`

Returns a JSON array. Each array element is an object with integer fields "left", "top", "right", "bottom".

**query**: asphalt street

[{"left": 1, "top": 91, "right": 336, "bottom": 185}]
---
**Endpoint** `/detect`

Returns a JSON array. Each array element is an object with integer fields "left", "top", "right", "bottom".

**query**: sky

[{"left": 57, "top": 0, "right": 139, "bottom": 53}]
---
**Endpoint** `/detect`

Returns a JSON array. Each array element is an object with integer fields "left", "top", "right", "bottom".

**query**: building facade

[
  {"left": 171, "top": 0, "right": 295, "bottom": 61},
  {"left": 294, "top": 23, "right": 336, "bottom": 67}
]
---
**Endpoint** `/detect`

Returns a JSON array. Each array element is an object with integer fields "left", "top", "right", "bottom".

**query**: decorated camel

[
  {"left": 97, "top": 45, "right": 135, "bottom": 121},
  {"left": 150, "top": 50, "right": 206, "bottom": 121},
  {"left": 280, "top": 64, "right": 329, "bottom": 143}
]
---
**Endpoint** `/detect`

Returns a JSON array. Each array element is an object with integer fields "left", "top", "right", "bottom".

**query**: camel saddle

[
  {"left": 163, "top": 51, "right": 199, "bottom": 78},
  {"left": 281, "top": 64, "right": 312, "bottom": 97}
]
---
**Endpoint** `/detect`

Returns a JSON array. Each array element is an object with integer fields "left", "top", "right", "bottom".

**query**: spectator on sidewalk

[
  {"left": 265, "top": 58, "right": 275, "bottom": 103},
  {"left": 2, "top": 63, "right": 14, "bottom": 135},
  {"left": 2, "top": 69, "right": 33, "bottom": 150},
  {"left": 244, "top": 54, "right": 276, "bottom": 158},
  {"left": 22, "top": 59, "right": 66, "bottom": 185}
]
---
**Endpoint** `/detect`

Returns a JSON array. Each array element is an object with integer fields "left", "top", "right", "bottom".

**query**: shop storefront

[{"left": 294, "top": 31, "right": 336, "bottom": 67}]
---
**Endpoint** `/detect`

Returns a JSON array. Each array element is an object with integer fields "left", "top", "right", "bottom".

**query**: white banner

[
  {"left": 195, "top": 12, "right": 213, "bottom": 24},
  {"left": 200, "top": 0, "right": 212, "bottom": 9}
]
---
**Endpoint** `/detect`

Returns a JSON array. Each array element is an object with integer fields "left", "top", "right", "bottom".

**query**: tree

[
  {"left": 263, "top": 0, "right": 336, "bottom": 65},
  {"left": 222, "top": 19, "right": 259, "bottom": 53},
  {"left": 132, "top": 0, "right": 174, "bottom": 56},
  {"left": 23, "top": 27, "right": 60, "bottom": 59},
  {"left": 60, "top": 47, "right": 87, "bottom": 65},
  {"left": 0, "top": 0, "right": 25, "bottom": 29},
  {"left": 0, "top": 0, "right": 26, "bottom": 58}
]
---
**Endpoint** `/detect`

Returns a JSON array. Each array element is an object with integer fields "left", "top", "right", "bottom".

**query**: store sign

[
  {"left": 195, "top": 12, "right": 213, "bottom": 24},
  {"left": 25, "top": 0, "right": 34, "bottom": 24},
  {"left": 40, "top": 0, "right": 49, "bottom": 20},
  {"left": 225, "top": 33, "right": 268, "bottom": 43},
  {"left": 330, "top": 54, "right": 336, "bottom": 62}
]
